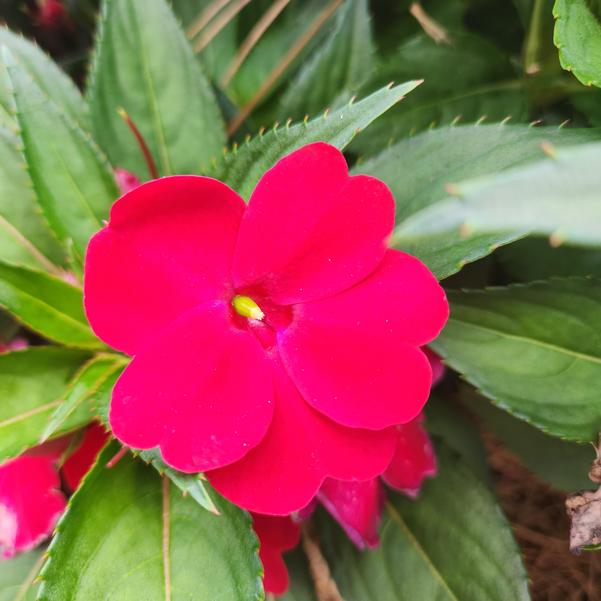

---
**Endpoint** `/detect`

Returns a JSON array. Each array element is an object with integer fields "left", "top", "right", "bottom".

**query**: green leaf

[
  {"left": 0, "top": 127, "right": 67, "bottom": 271},
  {"left": 360, "top": 123, "right": 601, "bottom": 278},
  {"left": 278, "top": 0, "right": 375, "bottom": 120},
  {"left": 319, "top": 443, "right": 530, "bottom": 601},
  {"left": 433, "top": 279, "right": 601, "bottom": 442},
  {"left": 425, "top": 395, "right": 489, "bottom": 482},
  {"left": 352, "top": 31, "right": 527, "bottom": 155},
  {"left": 0, "top": 347, "right": 91, "bottom": 462},
  {"left": 38, "top": 442, "right": 264, "bottom": 601},
  {"left": 138, "top": 448, "right": 219, "bottom": 515},
  {"left": 0, "top": 550, "right": 43, "bottom": 601},
  {"left": 466, "top": 393, "right": 594, "bottom": 491},
  {"left": 211, "top": 80, "right": 422, "bottom": 200},
  {"left": 0, "top": 261, "right": 102, "bottom": 349},
  {"left": 0, "top": 27, "right": 88, "bottom": 129},
  {"left": 88, "top": 0, "right": 225, "bottom": 178},
  {"left": 554, "top": 0, "right": 601, "bottom": 88},
  {"left": 41, "top": 354, "right": 125, "bottom": 442},
  {"left": 3, "top": 48, "right": 118, "bottom": 265},
  {"left": 394, "top": 140, "right": 601, "bottom": 267},
  {"left": 499, "top": 237, "right": 601, "bottom": 280},
  {"left": 279, "top": 551, "right": 317, "bottom": 601}
]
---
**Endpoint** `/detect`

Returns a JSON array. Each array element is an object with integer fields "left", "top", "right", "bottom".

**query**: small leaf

[
  {"left": 38, "top": 442, "right": 264, "bottom": 601},
  {"left": 0, "top": 260, "right": 102, "bottom": 349},
  {"left": 433, "top": 279, "right": 601, "bottom": 442},
  {"left": 3, "top": 48, "right": 118, "bottom": 265},
  {"left": 360, "top": 123, "right": 601, "bottom": 278},
  {"left": 41, "top": 354, "right": 126, "bottom": 442},
  {"left": 278, "top": 0, "right": 375, "bottom": 120},
  {"left": 318, "top": 443, "right": 530, "bottom": 601},
  {"left": 0, "top": 347, "right": 91, "bottom": 463},
  {"left": 211, "top": 81, "right": 422, "bottom": 200},
  {"left": 554, "top": 0, "right": 601, "bottom": 88},
  {"left": 88, "top": 0, "right": 226, "bottom": 178},
  {"left": 138, "top": 448, "right": 219, "bottom": 515},
  {"left": 0, "top": 549, "right": 43, "bottom": 601},
  {"left": 394, "top": 140, "right": 601, "bottom": 265}
]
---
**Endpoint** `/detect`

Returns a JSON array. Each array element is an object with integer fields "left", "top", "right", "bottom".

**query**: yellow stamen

[{"left": 232, "top": 295, "right": 264, "bottom": 320}]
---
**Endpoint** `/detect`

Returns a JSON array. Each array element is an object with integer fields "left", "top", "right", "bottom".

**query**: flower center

[{"left": 232, "top": 295, "right": 265, "bottom": 321}]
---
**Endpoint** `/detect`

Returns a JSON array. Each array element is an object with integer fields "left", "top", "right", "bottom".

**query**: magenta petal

[
  {"left": 207, "top": 356, "right": 396, "bottom": 514},
  {"left": 62, "top": 423, "right": 109, "bottom": 491},
  {"left": 84, "top": 176, "right": 245, "bottom": 355},
  {"left": 424, "top": 347, "right": 446, "bottom": 387},
  {"left": 109, "top": 303, "right": 274, "bottom": 473},
  {"left": 0, "top": 455, "right": 66, "bottom": 557},
  {"left": 318, "top": 477, "right": 383, "bottom": 550},
  {"left": 114, "top": 168, "right": 141, "bottom": 194},
  {"left": 252, "top": 513, "right": 300, "bottom": 595},
  {"left": 383, "top": 417, "right": 437, "bottom": 497},
  {"left": 232, "top": 142, "right": 395, "bottom": 304}
]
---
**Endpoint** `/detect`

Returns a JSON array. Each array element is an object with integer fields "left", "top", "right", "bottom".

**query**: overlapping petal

[
  {"left": 84, "top": 176, "right": 245, "bottom": 355},
  {"left": 62, "top": 422, "right": 109, "bottom": 491},
  {"left": 232, "top": 143, "right": 395, "bottom": 305},
  {"left": 278, "top": 249, "right": 448, "bottom": 430},
  {"left": 0, "top": 455, "right": 66, "bottom": 557},
  {"left": 251, "top": 514, "right": 300, "bottom": 595},
  {"left": 110, "top": 303, "right": 274, "bottom": 473},
  {"left": 207, "top": 355, "right": 396, "bottom": 514},
  {"left": 318, "top": 477, "right": 383, "bottom": 549},
  {"left": 383, "top": 417, "right": 437, "bottom": 497}
]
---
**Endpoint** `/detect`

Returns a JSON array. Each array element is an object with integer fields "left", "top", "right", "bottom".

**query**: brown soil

[{"left": 487, "top": 437, "right": 601, "bottom": 600}]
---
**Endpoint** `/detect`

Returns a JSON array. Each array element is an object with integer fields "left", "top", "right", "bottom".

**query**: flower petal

[
  {"left": 251, "top": 514, "right": 300, "bottom": 595},
  {"left": 62, "top": 423, "right": 109, "bottom": 491},
  {"left": 0, "top": 455, "right": 66, "bottom": 557},
  {"left": 207, "top": 355, "right": 396, "bottom": 514},
  {"left": 84, "top": 176, "right": 245, "bottom": 355},
  {"left": 278, "top": 250, "right": 448, "bottom": 430},
  {"left": 109, "top": 303, "right": 274, "bottom": 473},
  {"left": 318, "top": 477, "right": 383, "bottom": 550},
  {"left": 383, "top": 417, "right": 437, "bottom": 497},
  {"left": 232, "top": 142, "right": 395, "bottom": 304},
  {"left": 424, "top": 347, "right": 446, "bottom": 387}
]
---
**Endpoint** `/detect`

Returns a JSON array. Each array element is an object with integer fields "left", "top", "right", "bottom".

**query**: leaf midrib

[
  {"left": 385, "top": 501, "right": 460, "bottom": 601},
  {"left": 444, "top": 315, "right": 601, "bottom": 365}
]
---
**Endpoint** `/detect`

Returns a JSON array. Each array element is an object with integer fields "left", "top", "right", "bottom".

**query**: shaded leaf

[
  {"left": 0, "top": 347, "right": 91, "bottom": 463},
  {"left": 352, "top": 31, "right": 527, "bottom": 155},
  {"left": 88, "top": 0, "right": 225, "bottom": 178},
  {"left": 433, "top": 279, "right": 601, "bottom": 442},
  {"left": 211, "top": 80, "right": 422, "bottom": 199},
  {"left": 278, "top": 0, "right": 374, "bottom": 120},
  {"left": 467, "top": 393, "right": 594, "bottom": 491},
  {"left": 38, "top": 442, "right": 264, "bottom": 601}
]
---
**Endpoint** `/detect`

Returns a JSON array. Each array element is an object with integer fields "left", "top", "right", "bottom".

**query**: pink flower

[
  {"left": 423, "top": 347, "right": 445, "bottom": 387},
  {"left": 0, "top": 454, "right": 66, "bottom": 558},
  {"left": 84, "top": 142, "right": 449, "bottom": 514},
  {"left": 0, "top": 337, "right": 28, "bottom": 354},
  {"left": 251, "top": 514, "right": 300, "bottom": 595},
  {"left": 62, "top": 423, "right": 109, "bottom": 491},
  {"left": 114, "top": 168, "right": 142, "bottom": 195},
  {"left": 34, "top": 0, "right": 67, "bottom": 29}
]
